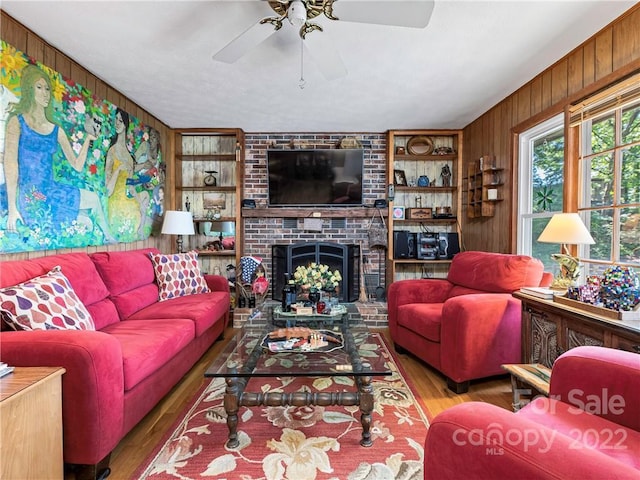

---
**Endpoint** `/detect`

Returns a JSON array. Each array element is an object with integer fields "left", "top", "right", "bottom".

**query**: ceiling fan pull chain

[{"left": 299, "top": 37, "right": 306, "bottom": 89}]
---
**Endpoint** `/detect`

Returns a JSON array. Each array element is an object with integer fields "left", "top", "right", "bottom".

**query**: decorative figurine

[{"left": 441, "top": 164, "right": 452, "bottom": 187}]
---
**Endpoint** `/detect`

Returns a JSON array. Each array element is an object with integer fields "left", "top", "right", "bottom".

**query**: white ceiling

[{"left": 2, "top": 1, "right": 636, "bottom": 132}]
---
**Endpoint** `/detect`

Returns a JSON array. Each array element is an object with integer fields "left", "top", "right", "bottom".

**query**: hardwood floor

[{"left": 97, "top": 327, "right": 514, "bottom": 479}]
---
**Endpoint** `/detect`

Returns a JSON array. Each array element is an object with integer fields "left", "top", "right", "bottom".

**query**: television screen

[{"left": 267, "top": 149, "right": 364, "bottom": 206}]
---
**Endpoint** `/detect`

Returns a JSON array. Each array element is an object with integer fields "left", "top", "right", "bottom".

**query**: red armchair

[
  {"left": 424, "top": 346, "right": 640, "bottom": 479},
  {"left": 387, "top": 251, "right": 549, "bottom": 393}
]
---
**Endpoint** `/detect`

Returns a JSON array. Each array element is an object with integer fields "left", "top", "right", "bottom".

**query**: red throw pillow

[
  {"left": 149, "top": 251, "right": 210, "bottom": 301},
  {"left": 0, "top": 266, "right": 95, "bottom": 331}
]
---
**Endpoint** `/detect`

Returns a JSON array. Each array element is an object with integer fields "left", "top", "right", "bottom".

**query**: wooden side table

[
  {"left": 1, "top": 367, "right": 66, "bottom": 479},
  {"left": 501, "top": 363, "right": 551, "bottom": 412}
]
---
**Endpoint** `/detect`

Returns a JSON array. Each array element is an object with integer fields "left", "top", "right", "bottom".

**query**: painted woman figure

[
  {"left": 3, "top": 65, "right": 115, "bottom": 242},
  {"left": 105, "top": 107, "right": 141, "bottom": 240}
]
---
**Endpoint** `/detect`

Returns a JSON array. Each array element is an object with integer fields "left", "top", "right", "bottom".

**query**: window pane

[
  {"left": 532, "top": 131, "right": 564, "bottom": 213},
  {"left": 591, "top": 113, "right": 616, "bottom": 153},
  {"left": 622, "top": 145, "right": 640, "bottom": 204},
  {"left": 582, "top": 262, "right": 609, "bottom": 278},
  {"left": 581, "top": 153, "right": 614, "bottom": 208},
  {"left": 620, "top": 206, "right": 640, "bottom": 265},
  {"left": 587, "top": 209, "right": 613, "bottom": 261},
  {"left": 621, "top": 101, "right": 640, "bottom": 145},
  {"left": 532, "top": 216, "right": 561, "bottom": 272},
  {"left": 591, "top": 114, "right": 615, "bottom": 153}
]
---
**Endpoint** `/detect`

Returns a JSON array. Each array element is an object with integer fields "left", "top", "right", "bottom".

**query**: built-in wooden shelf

[{"left": 196, "top": 250, "right": 235, "bottom": 257}]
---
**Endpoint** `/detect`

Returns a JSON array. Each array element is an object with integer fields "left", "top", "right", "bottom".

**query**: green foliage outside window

[{"left": 583, "top": 101, "right": 640, "bottom": 266}]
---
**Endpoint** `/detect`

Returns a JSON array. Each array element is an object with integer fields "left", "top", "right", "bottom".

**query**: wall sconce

[
  {"left": 161, "top": 210, "right": 195, "bottom": 253},
  {"left": 538, "top": 213, "right": 595, "bottom": 289}
]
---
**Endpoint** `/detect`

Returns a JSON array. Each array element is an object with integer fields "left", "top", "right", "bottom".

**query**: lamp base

[
  {"left": 550, "top": 252, "right": 582, "bottom": 289},
  {"left": 176, "top": 235, "right": 184, "bottom": 254}
]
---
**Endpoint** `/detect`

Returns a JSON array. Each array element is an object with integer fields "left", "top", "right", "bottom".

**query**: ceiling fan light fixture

[{"left": 288, "top": 1, "right": 307, "bottom": 27}]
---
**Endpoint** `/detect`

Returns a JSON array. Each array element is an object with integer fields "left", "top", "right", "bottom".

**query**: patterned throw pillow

[
  {"left": 0, "top": 266, "right": 95, "bottom": 331},
  {"left": 149, "top": 251, "right": 210, "bottom": 301}
]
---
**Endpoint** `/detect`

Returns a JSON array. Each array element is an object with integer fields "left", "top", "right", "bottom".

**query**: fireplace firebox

[{"left": 272, "top": 242, "right": 360, "bottom": 303}]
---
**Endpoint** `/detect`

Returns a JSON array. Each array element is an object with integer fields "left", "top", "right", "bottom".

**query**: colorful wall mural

[{"left": 0, "top": 40, "right": 165, "bottom": 253}]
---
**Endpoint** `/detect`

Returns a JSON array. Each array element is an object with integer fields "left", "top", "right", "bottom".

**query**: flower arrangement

[{"left": 293, "top": 263, "right": 342, "bottom": 292}]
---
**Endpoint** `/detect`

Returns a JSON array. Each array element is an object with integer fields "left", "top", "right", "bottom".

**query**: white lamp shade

[
  {"left": 537, "top": 213, "right": 595, "bottom": 245},
  {"left": 161, "top": 210, "right": 195, "bottom": 235}
]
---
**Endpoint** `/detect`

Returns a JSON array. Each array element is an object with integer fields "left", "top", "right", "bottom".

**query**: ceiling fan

[{"left": 212, "top": 0, "right": 435, "bottom": 81}]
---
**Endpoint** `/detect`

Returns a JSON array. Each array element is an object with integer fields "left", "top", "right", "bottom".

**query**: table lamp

[
  {"left": 161, "top": 210, "right": 195, "bottom": 253},
  {"left": 537, "top": 213, "right": 595, "bottom": 289},
  {"left": 208, "top": 220, "right": 235, "bottom": 244}
]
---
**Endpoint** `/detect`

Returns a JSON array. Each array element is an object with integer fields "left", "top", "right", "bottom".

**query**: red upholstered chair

[
  {"left": 387, "top": 251, "right": 551, "bottom": 393},
  {"left": 424, "top": 346, "right": 640, "bottom": 479}
]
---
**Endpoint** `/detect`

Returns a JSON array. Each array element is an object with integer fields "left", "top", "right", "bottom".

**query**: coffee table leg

[
  {"left": 224, "top": 377, "right": 240, "bottom": 448},
  {"left": 358, "top": 375, "right": 374, "bottom": 447}
]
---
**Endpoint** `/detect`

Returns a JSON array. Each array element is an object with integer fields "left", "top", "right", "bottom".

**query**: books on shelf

[
  {"left": 0, "top": 362, "right": 15, "bottom": 378},
  {"left": 519, "top": 287, "right": 558, "bottom": 300}
]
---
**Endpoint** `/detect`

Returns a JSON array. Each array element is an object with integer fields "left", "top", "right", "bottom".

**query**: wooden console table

[
  {"left": 0, "top": 367, "right": 65, "bottom": 479},
  {"left": 514, "top": 292, "right": 640, "bottom": 368}
]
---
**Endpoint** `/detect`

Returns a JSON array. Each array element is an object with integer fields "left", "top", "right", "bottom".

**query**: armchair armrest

[
  {"left": 425, "top": 402, "right": 639, "bottom": 480},
  {"left": 550, "top": 346, "right": 640, "bottom": 431},
  {"left": 388, "top": 278, "right": 452, "bottom": 323},
  {"left": 0, "top": 330, "right": 125, "bottom": 465},
  {"left": 204, "top": 274, "right": 231, "bottom": 292},
  {"left": 440, "top": 294, "right": 522, "bottom": 382}
]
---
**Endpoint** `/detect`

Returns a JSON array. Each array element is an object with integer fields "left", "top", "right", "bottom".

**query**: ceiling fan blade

[
  {"left": 213, "top": 20, "right": 277, "bottom": 63},
  {"left": 332, "top": 0, "right": 435, "bottom": 28},
  {"left": 304, "top": 33, "right": 348, "bottom": 81}
]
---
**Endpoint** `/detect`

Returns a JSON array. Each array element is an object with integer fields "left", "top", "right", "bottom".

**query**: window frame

[{"left": 516, "top": 113, "right": 564, "bottom": 258}]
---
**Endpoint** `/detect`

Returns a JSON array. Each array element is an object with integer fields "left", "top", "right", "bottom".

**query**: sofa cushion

[
  {"left": 91, "top": 249, "right": 160, "bottom": 319},
  {"left": 0, "top": 267, "right": 95, "bottom": 331},
  {"left": 519, "top": 397, "right": 640, "bottom": 470},
  {"left": 397, "top": 303, "right": 443, "bottom": 342},
  {"left": 447, "top": 251, "right": 544, "bottom": 293},
  {"left": 101, "top": 318, "right": 195, "bottom": 391},
  {"left": 149, "top": 251, "right": 210, "bottom": 301},
  {"left": 128, "top": 291, "right": 229, "bottom": 337}
]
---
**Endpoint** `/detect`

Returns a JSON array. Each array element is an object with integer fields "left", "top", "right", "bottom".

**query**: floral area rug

[{"left": 134, "top": 333, "right": 430, "bottom": 480}]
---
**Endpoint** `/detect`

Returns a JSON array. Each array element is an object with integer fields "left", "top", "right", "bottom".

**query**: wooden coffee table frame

[{"left": 207, "top": 310, "right": 389, "bottom": 448}]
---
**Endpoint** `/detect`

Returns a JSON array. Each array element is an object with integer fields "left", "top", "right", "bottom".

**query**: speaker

[
  {"left": 438, "top": 232, "right": 460, "bottom": 259},
  {"left": 393, "top": 231, "right": 416, "bottom": 259}
]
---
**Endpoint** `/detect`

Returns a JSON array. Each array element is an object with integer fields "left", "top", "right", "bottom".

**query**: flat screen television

[{"left": 267, "top": 149, "right": 364, "bottom": 206}]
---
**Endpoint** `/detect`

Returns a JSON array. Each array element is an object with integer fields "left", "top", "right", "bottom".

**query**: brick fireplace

[
  {"left": 272, "top": 242, "right": 361, "bottom": 302},
  {"left": 242, "top": 132, "right": 387, "bottom": 300}
]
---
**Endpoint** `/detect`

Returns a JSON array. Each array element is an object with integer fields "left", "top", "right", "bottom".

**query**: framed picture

[
  {"left": 392, "top": 206, "right": 405, "bottom": 220},
  {"left": 394, "top": 169, "right": 408, "bottom": 186},
  {"left": 203, "top": 193, "right": 227, "bottom": 210}
]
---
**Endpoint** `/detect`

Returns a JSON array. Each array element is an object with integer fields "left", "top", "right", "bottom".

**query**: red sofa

[
  {"left": 424, "top": 346, "right": 640, "bottom": 479},
  {"left": 388, "top": 251, "right": 550, "bottom": 393},
  {"left": 0, "top": 248, "right": 230, "bottom": 479}
]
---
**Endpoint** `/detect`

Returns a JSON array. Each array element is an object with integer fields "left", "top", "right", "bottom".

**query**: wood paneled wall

[
  {"left": 0, "top": 12, "right": 174, "bottom": 261},
  {"left": 461, "top": 4, "right": 640, "bottom": 253}
]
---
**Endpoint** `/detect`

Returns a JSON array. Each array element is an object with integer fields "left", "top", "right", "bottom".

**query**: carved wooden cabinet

[{"left": 514, "top": 292, "right": 640, "bottom": 368}]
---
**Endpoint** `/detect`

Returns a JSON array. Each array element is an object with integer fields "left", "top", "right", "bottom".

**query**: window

[
  {"left": 574, "top": 91, "right": 640, "bottom": 274},
  {"left": 517, "top": 114, "right": 564, "bottom": 273}
]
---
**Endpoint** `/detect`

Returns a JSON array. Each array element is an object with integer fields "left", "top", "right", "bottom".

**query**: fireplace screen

[{"left": 272, "top": 242, "right": 360, "bottom": 303}]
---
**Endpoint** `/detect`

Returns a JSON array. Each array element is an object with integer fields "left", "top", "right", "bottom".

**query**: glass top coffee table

[{"left": 205, "top": 302, "right": 392, "bottom": 448}]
